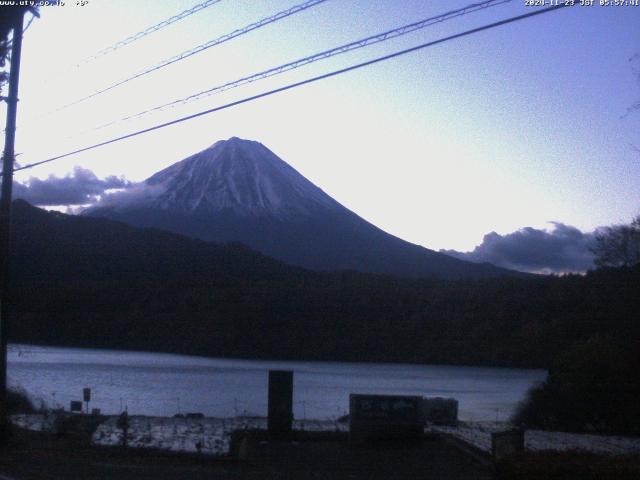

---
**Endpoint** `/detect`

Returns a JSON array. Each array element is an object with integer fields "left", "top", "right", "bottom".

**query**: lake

[{"left": 8, "top": 344, "right": 546, "bottom": 421}]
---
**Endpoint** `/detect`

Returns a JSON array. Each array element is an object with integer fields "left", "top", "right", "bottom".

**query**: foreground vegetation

[
  {"left": 512, "top": 336, "right": 640, "bottom": 435},
  {"left": 7, "top": 388, "right": 35, "bottom": 414},
  {"left": 496, "top": 451, "right": 640, "bottom": 480}
]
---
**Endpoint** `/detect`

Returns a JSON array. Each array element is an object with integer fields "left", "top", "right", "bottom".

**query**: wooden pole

[{"left": 0, "top": 9, "right": 25, "bottom": 443}]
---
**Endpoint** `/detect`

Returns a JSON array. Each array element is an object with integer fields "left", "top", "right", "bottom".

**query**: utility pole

[{"left": 0, "top": 9, "right": 25, "bottom": 443}]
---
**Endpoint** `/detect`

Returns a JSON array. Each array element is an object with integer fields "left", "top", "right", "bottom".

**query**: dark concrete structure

[
  {"left": 423, "top": 397, "right": 458, "bottom": 425},
  {"left": 268, "top": 370, "right": 293, "bottom": 437},
  {"left": 349, "top": 394, "right": 424, "bottom": 442}
]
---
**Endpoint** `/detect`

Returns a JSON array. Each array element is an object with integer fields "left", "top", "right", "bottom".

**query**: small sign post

[{"left": 83, "top": 387, "right": 91, "bottom": 414}]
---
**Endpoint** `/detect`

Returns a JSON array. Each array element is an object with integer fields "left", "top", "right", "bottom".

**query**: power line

[
  {"left": 89, "top": 0, "right": 511, "bottom": 133},
  {"left": 22, "top": 1, "right": 224, "bottom": 107},
  {"left": 77, "top": 0, "right": 224, "bottom": 66},
  {"left": 11, "top": 3, "right": 573, "bottom": 176},
  {"left": 49, "top": 0, "right": 328, "bottom": 114}
]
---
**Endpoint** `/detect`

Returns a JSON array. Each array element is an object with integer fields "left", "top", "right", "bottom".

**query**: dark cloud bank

[
  {"left": 13, "top": 166, "right": 131, "bottom": 206},
  {"left": 441, "top": 223, "right": 595, "bottom": 274}
]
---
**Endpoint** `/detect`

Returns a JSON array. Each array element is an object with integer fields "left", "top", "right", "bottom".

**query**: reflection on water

[{"left": 8, "top": 344, "right": 546, "bottom": 421}]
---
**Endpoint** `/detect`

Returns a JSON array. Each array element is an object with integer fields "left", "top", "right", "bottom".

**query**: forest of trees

[
  {"left": 512, "top": 336, "right": 640, "bottom": 435},
  {"left": 7, "top": 200, "right": 640, "bottom": 371}
]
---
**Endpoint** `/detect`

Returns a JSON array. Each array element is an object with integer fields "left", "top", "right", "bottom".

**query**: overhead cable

[
  {"left": 89, "top": 0, "right": 511, "bottom": 133},
  {"left": 10, "top": 3, "right": 573, "bottom": 175},
  {"left": 50, "top": 0, "right": 328, "bottom": 113},
  {"left": 77, "top": 0, "right": 224, "bottom": 66}
]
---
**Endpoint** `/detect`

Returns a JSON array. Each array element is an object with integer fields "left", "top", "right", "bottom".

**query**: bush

[
  {"left": 511, "top": 337, "right": 640, "bottom": 435},
  {"left": 7, "top": 387, "right": 35, "bottom": 414}
]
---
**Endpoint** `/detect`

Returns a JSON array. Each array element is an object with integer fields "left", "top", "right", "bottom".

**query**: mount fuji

[{"left": 85, "top": 137, "right": 517, "bottom": 279}]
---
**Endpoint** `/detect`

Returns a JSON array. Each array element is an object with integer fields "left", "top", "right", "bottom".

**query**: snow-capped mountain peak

[{"left": 140, "top": 137, "right": 338, "bottom": 218}]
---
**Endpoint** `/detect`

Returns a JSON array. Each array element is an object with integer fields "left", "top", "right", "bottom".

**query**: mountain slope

[{"left": 86, "top": 137, "right": 519, "bottom": 280}]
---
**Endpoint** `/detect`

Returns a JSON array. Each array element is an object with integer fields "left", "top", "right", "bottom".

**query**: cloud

[
  {"left": 13, "top": 166, "right": 132, "bottom": 206},
  {"left": 90, "top": 182, "right": 165, "bottom": 209},
  {"left": 441, "top": 223, "right": 595, "bottom": 274}
]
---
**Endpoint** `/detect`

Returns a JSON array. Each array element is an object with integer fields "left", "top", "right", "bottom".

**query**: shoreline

[{"left": 11, "top": 413, "right": 640, "bottom": 458}]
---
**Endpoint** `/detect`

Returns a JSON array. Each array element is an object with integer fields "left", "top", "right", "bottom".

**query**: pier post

[{"left": 268, "top": 370, "right": 293, "bottom": 438}]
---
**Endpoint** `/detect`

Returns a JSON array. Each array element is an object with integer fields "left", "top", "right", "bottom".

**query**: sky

[{"left": 2, "top": 0, "right": 640, "bottom": 271}]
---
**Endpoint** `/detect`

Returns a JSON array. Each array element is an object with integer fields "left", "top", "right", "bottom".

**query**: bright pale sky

[{"left": 3, "top": 0, "right": 640, "bottom": 251}]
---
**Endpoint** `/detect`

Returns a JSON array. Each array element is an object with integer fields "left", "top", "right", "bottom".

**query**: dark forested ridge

[{"left": 9, "top": 200, "right": 640, "bottom": 369}]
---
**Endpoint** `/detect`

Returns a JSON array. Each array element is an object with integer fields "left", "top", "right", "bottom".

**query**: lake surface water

[{"left": 8, "top": 344, "right": 546, "bottom": 421}]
